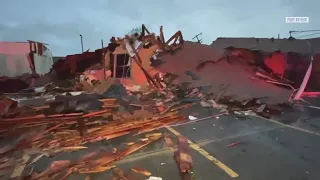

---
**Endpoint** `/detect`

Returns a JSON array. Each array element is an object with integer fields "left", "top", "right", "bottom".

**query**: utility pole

[
  {"left": 80, "top": 34, "right": 84, "bottom": 53},
  {"left": 101, "top": 39, "right": 106, "bottom": 80},
  {"left": 289, "top": 31, "right": 293, "bottom": 38},
  {"left": 192, "top": 32, "right": 203, "bottom": 44}
]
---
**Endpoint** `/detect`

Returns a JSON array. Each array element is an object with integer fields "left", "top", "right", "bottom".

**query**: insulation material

[{"left": 33, "top": 48, "right": 54, "bottom": 75}]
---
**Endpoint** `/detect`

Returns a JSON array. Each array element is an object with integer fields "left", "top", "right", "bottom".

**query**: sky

[{"left": 0, "top": 0, "right": 319, "bottom": 56}]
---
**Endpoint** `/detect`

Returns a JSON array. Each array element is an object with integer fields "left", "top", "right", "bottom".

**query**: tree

[{"left": 128, "top": 26, "right": 142, "bottom": 35}]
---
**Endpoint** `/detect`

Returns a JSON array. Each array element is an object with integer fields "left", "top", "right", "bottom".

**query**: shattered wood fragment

[
  {"left": 174, "top": 151, "right": 193, "bottom": 180},
  {"left": 124, "top": 142, "right": 135, "bottom": 146},
  {"left": 0, "top": 160, "right": 16, "bottom": 170},
  {"left": 28, "top": 153, "right": 49, "bottom": 165},
  {"left": 98, "top": 98, "right": 117, "bottom": 103},
  {"left": 0, "top": 97, "right": 18, "bottom": 117},
  {"left": 131, "top": 167, "right": 152, "bottom": 176},
  {"left": 170, "top": 103, "right": 195, "bottom": 112},
  {"left": 31, "top": 160, "right": 72, "bottom": 179},
  {"left": 77, "top": 119, "right": 87, "bottom": 136},
  {"left": 200, "top": 100, "right": 212, "bottom": 107},
  {"left": 113, "top": 168, "right": 128, "bottom": 180},
  {"left": 60, "top": 169, "right": 74, "bottom": 180},
  {"left": 59, "top": 146, "right": 88, "bottom": 151},
  {"left": 227, "top": 141, "right": 244, "bottom": 147},
  {"left": 0, "top": 144, "right": 15, "bottom": 155},
  {"left": 164, "top": 135, "right": 174, "bottom": 151},
  {"left": 174, "top": 136, "right": 193, "bottom": 180},
  {"left": 82, "top": 110, "right": 109, "bottom": 118},
  {"left": 257, "top": 104, "right": 266, "bottom": 113},
  {"left": 145, "top": 133, "right": 162, "bottom": 138},
  {"left": 139, "top": 138, "right": 149, "bottom": 142},
  {"left": 147, "top": 177, "right": 163, "bottom": 180},
  {"left": 32, "top": 121, "right": 66, "bottom": 141}
]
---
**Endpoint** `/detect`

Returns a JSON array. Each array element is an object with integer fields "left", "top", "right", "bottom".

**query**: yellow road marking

[
  {"left": 166, "top": 127, "right": 239, "bottom": 178},
  {"left": 11, "top": 152, "right": 30, "bottom": 178}
]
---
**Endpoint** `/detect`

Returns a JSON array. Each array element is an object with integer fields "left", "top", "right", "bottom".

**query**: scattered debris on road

[
  {"left": 227, "top": 141, "right": 244, "bottom": 148},
  {"left": 174, "top": 136, "right": 194, "bottom": 180}
]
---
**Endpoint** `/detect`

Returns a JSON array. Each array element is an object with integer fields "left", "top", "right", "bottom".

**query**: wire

[
  {"left": 290, "top": 29, "right": 320, "bottom": 34},
  {"left": 296, "top": 32, "right": 320, "bottom": 38}
]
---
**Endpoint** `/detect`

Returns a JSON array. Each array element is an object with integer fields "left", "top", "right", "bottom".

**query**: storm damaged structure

[
  {"left": 0, "top": 41, "right": 54, "bottom": 92},
  {"left": 51, "top": 24, "right": 184, "bottom": 90},
  {"left": 211, "top": 37, "right": 320, "bottom": 92},
  {"left": 0, "top": 41, "right": 54, "bottom": 77}
]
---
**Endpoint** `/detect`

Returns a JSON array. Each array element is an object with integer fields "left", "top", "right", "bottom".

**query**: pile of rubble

[
  {"left": 0, "top": 74, "right": 293, "bottom": 179},
  {"left": 0, "top": 24, "right": 314, "bottom": 179}
]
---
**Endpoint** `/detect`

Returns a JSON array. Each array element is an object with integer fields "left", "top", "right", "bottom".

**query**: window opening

[{"left": 115, "top": 53, "right": 131, "bottom": 78}]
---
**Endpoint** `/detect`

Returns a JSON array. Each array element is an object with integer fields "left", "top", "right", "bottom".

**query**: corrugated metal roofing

[{"left": 211, "top": 37, "right": 320, "bottom": 54}]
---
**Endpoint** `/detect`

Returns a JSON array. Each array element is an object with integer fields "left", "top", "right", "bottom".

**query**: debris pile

[{"left": 0, "top": 72, "right": 292, "bottom": 179}]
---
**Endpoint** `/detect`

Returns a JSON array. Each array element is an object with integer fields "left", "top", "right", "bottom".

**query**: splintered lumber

[{"left": 28, "top": 134, "right": 163, "bottom": 179}]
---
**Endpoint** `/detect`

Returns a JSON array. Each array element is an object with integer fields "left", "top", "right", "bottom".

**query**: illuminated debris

[{"left": 174, "top": 136, "right": 194, "bottom": 180}]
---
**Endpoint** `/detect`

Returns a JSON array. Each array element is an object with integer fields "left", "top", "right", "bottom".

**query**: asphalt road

[{"left": 19, "top": 111, "right": 318, "bottom": 180}]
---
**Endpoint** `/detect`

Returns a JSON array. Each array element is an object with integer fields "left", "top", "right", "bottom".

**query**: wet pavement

[{"left": 25, "top": 112, "right": 320, "bottom": 180}]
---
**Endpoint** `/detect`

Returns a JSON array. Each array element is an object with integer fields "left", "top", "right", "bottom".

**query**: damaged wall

[
  {"left": 0, "top": 42, "right": 33, "bottom": 77},
  {"left": 0, "top": 41, "right": 54, "bottom": 77},
  {"left": 33, "top": 47, "right": 54, "bottom": 75},
  {"left": 127, "top": 45, "right": 160, "bottom": 85},
  {"left": 107, "top": 42, "right": 160, "bottom": 86}
]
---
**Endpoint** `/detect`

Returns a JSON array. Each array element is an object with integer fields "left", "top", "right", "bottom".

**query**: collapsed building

[{"left": 211, "top": 37, "right": 320, "bottom": 91}]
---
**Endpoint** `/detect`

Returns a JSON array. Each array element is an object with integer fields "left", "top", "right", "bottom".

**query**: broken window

[{"left": 114, "top": 53, "right": 131, "bottom": 78}]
